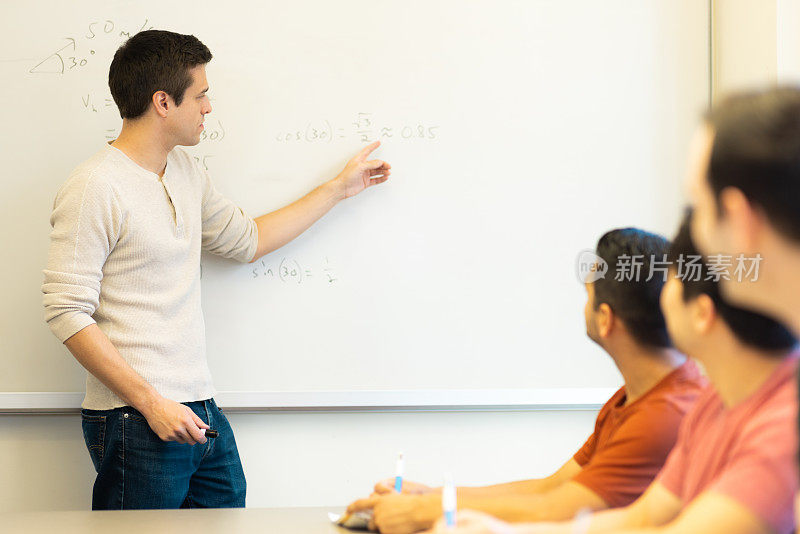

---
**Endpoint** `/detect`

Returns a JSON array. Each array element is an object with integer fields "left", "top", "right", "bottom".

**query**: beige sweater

[{"left": 42, "top": 143, "right": 258, "bottom": 409}]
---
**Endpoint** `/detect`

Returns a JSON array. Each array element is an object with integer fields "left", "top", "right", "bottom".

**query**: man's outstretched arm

[
  {"left": 424, "top": 485, "right": 770, "bottom": 534},
  {"left": 372, "top": 459, "right": 583, "bottom": 498}
]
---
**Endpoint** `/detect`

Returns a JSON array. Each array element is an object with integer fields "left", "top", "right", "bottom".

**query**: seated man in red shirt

[
  {"left": 346, "top": 228, "right": 707, "bottom": 534},
  {"left": 683, "top": 85, "right": 800, "bottom": 534},
  {"left": 429, "top": 211, "right": 799, "bottom": 534}
]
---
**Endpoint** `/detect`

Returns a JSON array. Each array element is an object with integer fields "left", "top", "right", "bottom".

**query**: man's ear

[
  {"left": 719, "top": 186, "right": 763, "bottom": 255},
  {"left": 152, "top": 91, "right": 170, "bottom": 118},
  {"left": 597, "top": 303, "right": 615, "bottom": 339},
  {"left": 692, "top": 293, "right": 716, "bottom": 335}
]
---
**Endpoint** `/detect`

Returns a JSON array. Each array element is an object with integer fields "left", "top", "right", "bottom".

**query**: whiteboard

[{"left": 0, "top": 0, "right": 709, "bottom": 409}]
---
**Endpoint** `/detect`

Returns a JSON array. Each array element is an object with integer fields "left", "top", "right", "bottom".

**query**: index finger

[
  {"left": 357, "top": 140, "right": 381, "bottom": 160},
  {"left": 347, "top": 496, "right": 379, "bottom": 514}
]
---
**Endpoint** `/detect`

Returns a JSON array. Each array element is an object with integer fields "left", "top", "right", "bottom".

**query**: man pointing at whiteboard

[{"left": 41, "top": 30, "right": 390, "bottom": 509}]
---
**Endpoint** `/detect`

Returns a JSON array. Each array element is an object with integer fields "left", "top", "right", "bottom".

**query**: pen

[
  {"left": 443, "top": 473, "right": 456, "bottom": 528},
  {"left": 395, "top": 452, "right": 404, "bottom": 492},
  {"left": 200, "top": 429, "right": 218, "bottom": 439}
]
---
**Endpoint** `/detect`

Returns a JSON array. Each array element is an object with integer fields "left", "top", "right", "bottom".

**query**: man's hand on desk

[{"left": 348, "top": 493, "right": 442, "bottom": 534}]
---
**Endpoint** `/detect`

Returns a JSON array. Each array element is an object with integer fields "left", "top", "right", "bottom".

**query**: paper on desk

[{"left": 328, "top": 510, "right": 373, "bottom": 530}]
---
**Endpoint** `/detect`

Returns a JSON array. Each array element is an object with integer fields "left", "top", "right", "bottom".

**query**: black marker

[{"left": 202, "top": 429, "right": 218, "bottom": 439}]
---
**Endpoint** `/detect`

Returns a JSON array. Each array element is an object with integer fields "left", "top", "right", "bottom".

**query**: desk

[{"left": 6, "top": 506, "right": 349, "bottom": 533}]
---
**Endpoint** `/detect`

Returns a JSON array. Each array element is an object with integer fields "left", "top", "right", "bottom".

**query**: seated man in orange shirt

[
  {"left": 347, "top": 228, "right": 707, "bottom": 534},
  {"left": 428, "top": 211, "right": 799, "bottom": 534}
]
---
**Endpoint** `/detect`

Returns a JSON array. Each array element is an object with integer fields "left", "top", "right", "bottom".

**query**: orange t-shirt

[{"left": 571, "top": 361, "right": 707, "bottom": 508}]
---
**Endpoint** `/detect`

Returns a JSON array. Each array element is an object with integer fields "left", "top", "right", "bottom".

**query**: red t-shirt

[
  {"left": 572, "top": 361, "right": 707, "bottom": 508},
  {"left": 657, "top": 356, "right": 799, "bottom": 534}
]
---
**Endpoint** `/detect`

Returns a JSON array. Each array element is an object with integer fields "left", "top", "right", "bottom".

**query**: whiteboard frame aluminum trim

[{"left": 0, "top": 389, "right": 615, "bottom": 414}]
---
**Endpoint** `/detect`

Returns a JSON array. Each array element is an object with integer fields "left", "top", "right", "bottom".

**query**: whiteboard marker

[
  {"left": 443, "top": 473, "right": 457, "bottom": 528},
  {"left": 394, "top": 452, "right": 404, "bottom": 492}
]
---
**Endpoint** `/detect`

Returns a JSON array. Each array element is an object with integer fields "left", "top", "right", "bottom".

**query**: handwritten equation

[
  {"left": 29, "top": 18, "right": 155, "bottom": 75},
  {"left": 80, "top": 92, "right": 114, "bottom": 113},
  {"left": 275, "top": 112, "right": 440, "bottom": 144},
  {"left": 251, "top": 257, "right": 339, "bottom": 285},
  {"left": 30, "top": 20, "right": 437, "bottom": 172}
]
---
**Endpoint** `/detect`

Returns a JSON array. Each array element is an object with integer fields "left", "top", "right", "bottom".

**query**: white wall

[
  {"left": 712, "top": 0, "right": 777, "bottom": 98},
  {"left": 0, "top": 409, "right": 598, "bottom": 512},
  {"left": 710, "top": 0, "right": 800, "bottom": 95},
  {"left": 777, "top": 0, "right": 800, "bottom": 83}
]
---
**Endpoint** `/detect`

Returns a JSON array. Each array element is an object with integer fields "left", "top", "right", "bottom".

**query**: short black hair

[
  {"left": 668, "top": 209, "right": 796, "bottom": 351},
  {"left": 704, "top": 86, "right": 800, "bottom": 243},
  {"left": 109, "top": 30, "right": 212, "bottom": 120},
  {"left": 593, "top": 228, "right": 672, "bottom": 349}
]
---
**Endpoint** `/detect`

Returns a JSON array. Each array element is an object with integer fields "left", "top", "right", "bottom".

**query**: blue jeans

[{"left": 80, "top": 398, "right": 246, "bottom": 509}]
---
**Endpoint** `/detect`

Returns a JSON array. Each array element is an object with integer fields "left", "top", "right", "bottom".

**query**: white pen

[
  {"left": 394, "top": 452, "right": 404, "bottom": 492},
  {"left": 442, "top": 473, "right": 457, "bottom": 528}
]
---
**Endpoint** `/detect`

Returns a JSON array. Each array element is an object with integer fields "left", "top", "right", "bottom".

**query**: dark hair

[
  {"left": 593, "top": 228, "right": 672, "bottom": 349},
  {"left": 704, "top": 86, "right": 800, "bottom": 242},
  {"left": 109, "top": 30, "right": 212, "bottom": 120},
  {"left": 668, "top": 209, "right": 796, "bottom": 351}
]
